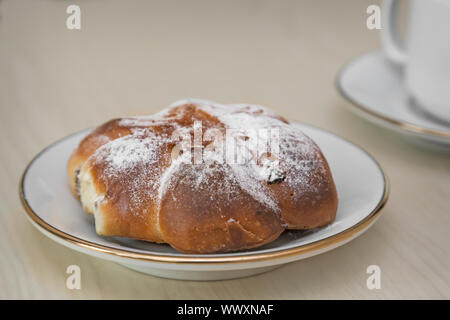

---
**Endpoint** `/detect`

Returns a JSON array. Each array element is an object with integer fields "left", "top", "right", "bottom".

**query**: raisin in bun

[{"left": 67, "top": 99, "right": 338, "bottom": 253}]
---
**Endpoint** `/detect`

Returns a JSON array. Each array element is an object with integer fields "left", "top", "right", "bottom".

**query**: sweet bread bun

[{"left": 67, "top": 99, "right": 338, "bottom": 253}]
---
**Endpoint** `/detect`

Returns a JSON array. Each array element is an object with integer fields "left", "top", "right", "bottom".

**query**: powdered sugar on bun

[{"left": 69, "top": 99, "right": 338, "bottom": 253}]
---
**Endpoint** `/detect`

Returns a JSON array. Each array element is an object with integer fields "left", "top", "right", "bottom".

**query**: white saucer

[
  {"left": 336, "top": 51, "right": 450, "bottom": 149},
  {"left": 20, "top": 123, "right": 388, "bottom": 281}
]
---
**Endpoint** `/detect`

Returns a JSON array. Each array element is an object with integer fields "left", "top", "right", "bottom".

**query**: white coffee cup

[{"left": 381, "top": 0, "right": 450, "bottom": 122}]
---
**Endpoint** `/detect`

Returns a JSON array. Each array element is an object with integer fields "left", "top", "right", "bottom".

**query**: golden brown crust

[
  {"left": 66, "top": 119, "right": 132, "bottom": 198},
  {"left": 159, "top": 162, "right": 284, "bottom": 253},
  {"left": 268, "top": 151, "right": 338, "bottom": 229},
  {"left": 67, "top": 100, "right": 338, "bottom": 253}
]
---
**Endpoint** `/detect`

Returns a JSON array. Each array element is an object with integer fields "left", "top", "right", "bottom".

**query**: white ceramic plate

[
  {"left": 336, "top": 51, "right": 450, "bottom": 150},
  {"left": 20, "top": 123, "right": 388, "bottom": 281}
]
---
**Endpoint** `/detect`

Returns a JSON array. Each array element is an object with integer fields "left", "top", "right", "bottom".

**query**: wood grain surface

[{"left": 0, "top": 0, "right": 449, "bottom": 299}]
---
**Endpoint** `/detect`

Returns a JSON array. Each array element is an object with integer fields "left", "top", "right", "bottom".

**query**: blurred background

[{"left": 0, "top": 0, "right": 390, "bottom": 134}]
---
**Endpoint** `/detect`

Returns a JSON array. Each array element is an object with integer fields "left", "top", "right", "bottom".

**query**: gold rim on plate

[
  {"left": 19, "top": 127, "right": 390, "bottom": 265},
  {"left": 335, "top": 52, "right": 450, "bottom": 141}
]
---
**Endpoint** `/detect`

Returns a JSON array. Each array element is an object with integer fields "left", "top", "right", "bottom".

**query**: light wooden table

[{"left": 1, "top": 0, "right": 449, "bottom": 299}]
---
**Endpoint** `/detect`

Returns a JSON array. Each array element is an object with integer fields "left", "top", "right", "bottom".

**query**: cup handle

[{"left": 381, "top": 0, "right": 407, "bottom": 65}]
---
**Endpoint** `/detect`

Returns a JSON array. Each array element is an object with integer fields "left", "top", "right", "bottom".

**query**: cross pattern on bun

[{"left": 67, "top": 99, "right": 338, "bottom": 253}]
